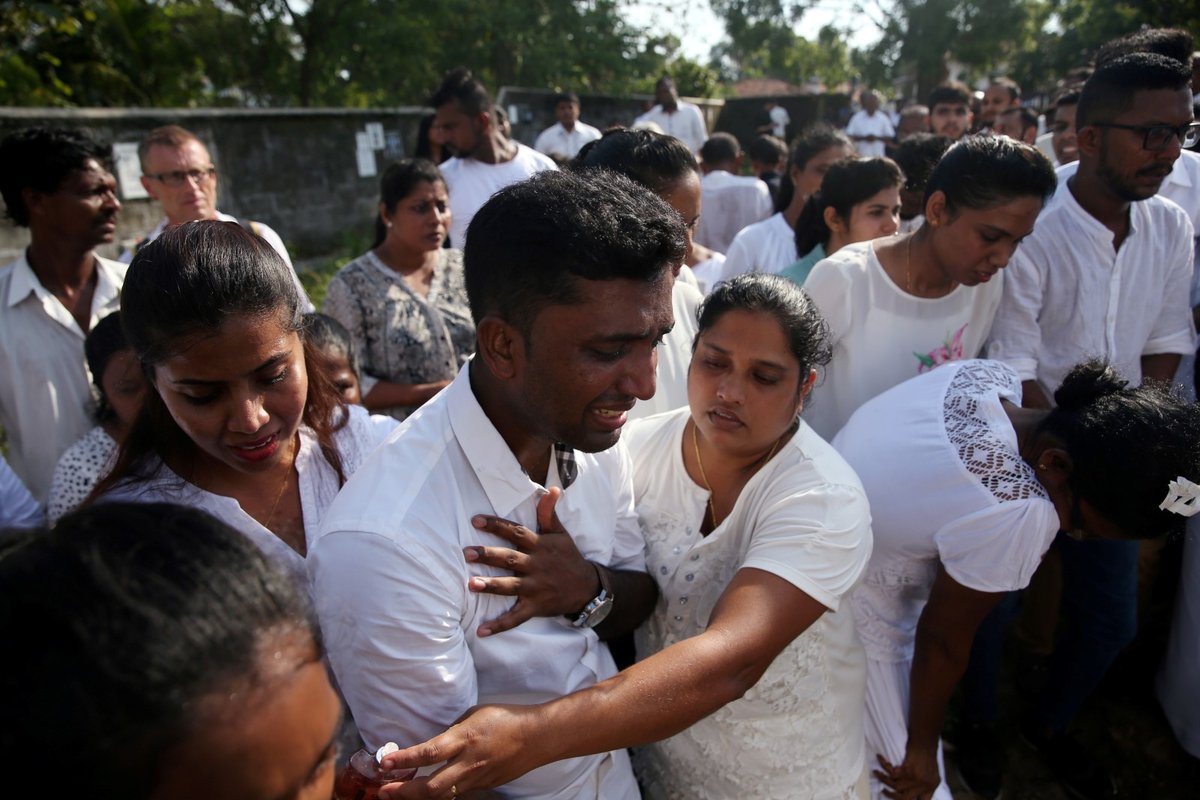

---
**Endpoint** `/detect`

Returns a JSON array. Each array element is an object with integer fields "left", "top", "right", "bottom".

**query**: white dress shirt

[
  {"left": 534, "top": 121, "right": 602, "bottom": 160},
  {"left": 441, "top": 144, "right": 558, "bottom": 248},
  {"left": 694, "top": 170, "right": 774, "bottom": 254},
  {"left": 768, "top": 105, "right": 791, "bottom": 138},
  {"left": 845, "top": 109, "right": 895, "bottom": 158},
  {"left": 0, "top": 252, "right": 125, "bottom": 501},
  {"left": 309, "top": 365, "right": 642, "bottom": 799},
  {"left": 987, "top": 174, "right": 1195, "bottom": 397},
  {"left": 635, "top": 103, "right": 708, "bottom": 153},
  {"left": 720, "top": 212, "right": 797, "bottom": 281},
  {"left": 628, "top": 279, "right": 702, "bottom": 421}
]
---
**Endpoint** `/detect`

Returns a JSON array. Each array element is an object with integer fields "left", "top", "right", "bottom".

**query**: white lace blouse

[
  {"left": 833, "top": 360, "right": 1060, "bottom": 663},
  {"left": 626, "top": 409, "right": 873, "bottom": 800}
]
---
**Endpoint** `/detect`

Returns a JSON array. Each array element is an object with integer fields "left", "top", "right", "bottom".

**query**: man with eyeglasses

[
  {"left": 975, "top": 53, "right": 1197, "bottom": 800},
  {"left": 129, "top": 125, "right": 312, "bottom": 309},
  {"left": 0, "top": 127, "right": 125, "bottom": 503}
]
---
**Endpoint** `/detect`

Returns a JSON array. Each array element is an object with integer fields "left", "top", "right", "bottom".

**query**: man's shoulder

[{"left": 513, "top": 143, "right": 558, "bottom": 172}]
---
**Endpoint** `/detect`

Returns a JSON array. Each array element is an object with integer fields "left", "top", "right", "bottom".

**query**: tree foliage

[
  {"left": 709, "top": 0, "right": 854, "bottom": 89},
  {"left": 0, "top": 0, "right": 701, "bottom": 108}
]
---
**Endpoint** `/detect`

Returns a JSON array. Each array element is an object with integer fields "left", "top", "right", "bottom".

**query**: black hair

[
  {"left": 999, "top": 106, "right": 1039, "bottom": 133},
  {"left": 924, "top": 134, "right": 1056, "bottom": 213},
  {"left": 373, "top": 158, "right": 445, "bottom": 247},
  {"left": 0, "top": 127, "right": 109, "bottom": 227},
  {"left": 85, "top": 312, "right": 133, "bottom": 425},
  {"left": 699, "top": 132, "right": 741, "bottom": 166},
  {"left": 303, "top": 312, "right": 359, "bottom": 377},
  {"left": 775, "top": 123, "right": 853, "bottom": 213},
  {"left": 429, "top": 67, "right": 492, "bottom": 117},
  {"left": 413, "top": 113, "right": 446, "bottom": 164},
  {"left": 554, "top": 92, "right": 581, "bottom": 106},
  {"left": 695, "top": 272, "right": 832, "bottom": 379},
  {"left": 1094, "top": 28, "right": 1194, "bottom": 68},
  {"left": 1076, "top": 52, "right": 1192, "bottom": 129},
  {"left": 892, "top": 133, "right": 953, "bottom": 194},
  {"left": 989, "top": 77, "right": 1021, "bottom": 101},
  {"left": 1055, "top": 90, "right": 1081, "bottom": 109},
  {"left": 94, "top": 221, "right": 346, "bottom": 499},
  {"left": 928, "top": 81, "right": 973, "bottom": 111},
  {"left": 794, "top": 157, "right": 904, "bottom": 256},
  {"left": 0, "top": 502, "right": 320, "bottom": 800},
  {"left": 572, "top": 127, "right": 698, "bottom": 195},
  {"left": 464, "top": 169, "right": 686, "bottom": 336},
  {"left": 747, "top": 134, "right": 787, "bottom": 167},
  {"left": 1038, "top": 361, "right": 1200, "bottom": 539}
]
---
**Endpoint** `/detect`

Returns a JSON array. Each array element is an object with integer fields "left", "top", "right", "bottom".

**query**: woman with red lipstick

[
  {"left": 92, "top": 221, "right": 397, "bottom": 590},
  {"left": 323, "top": 158, "right": 475, "bottom": 420},
  {"left": 375, "top": 274, "right": 874, "bottom": 799},
  {"left": 802, "top": 135, "right": 1057, "bottom": 440}
]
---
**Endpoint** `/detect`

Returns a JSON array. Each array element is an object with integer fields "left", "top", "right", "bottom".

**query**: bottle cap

[{"left": 376, "top": 742, "right": 400, "bottom": 764}]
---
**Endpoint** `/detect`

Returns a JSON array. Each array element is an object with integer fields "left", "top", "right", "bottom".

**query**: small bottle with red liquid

[{"left": 333, "top": 741, "right": 417, "bottom": 800}]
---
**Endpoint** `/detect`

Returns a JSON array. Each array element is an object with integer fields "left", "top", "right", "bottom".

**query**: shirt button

[
  {"left": 685, "top": 573, "right": 694, "bottom": 582},
  {"left": 673, "top": 615, "right": 684, "bottom": 622},
  {"left": 672, "top": 545, "right": 682, "bottom": 554},
  {"left": 660, "top": 566, "right": 668, "bottom": 575},
  {"left": 679, "top": 596, "right": 689, "bottom": 605},
  {"left": 690, "top": 554, "right": 699, "bottom": 561}
]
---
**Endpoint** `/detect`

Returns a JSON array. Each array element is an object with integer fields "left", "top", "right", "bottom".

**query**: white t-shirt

[
  {"left": 986, "top": 173, "right": 1195, "bottom": 397},
  {"left": 690, "top": 252, "right": 727, "bottom": 296},
  {"left": 533, "top": 121, "right": 602, "bottom": 160},
  {"left": 804, "top": 240, "right": 1003, "bottom": 439},
  {"left": 635, "top": 103, "right": 709, "bottom": 153},
  {"left": 627, "top": 409, "right": 872, "bottom": 800},
  {"left": 440, "top": 144, "right": 558, "bottom": 248},
  {"left": 845, "top": 109, "right": 895, "bottom": 158},
  {"left": 720, "top": 212, "right": 797, "bottom": 282},
  {"left": 835, "top": 360, "right": 1059, "bottom": 663},
  {"left": 629, "top": 279, "right": 702, "bottom": 421},
  {"left": 103, "top": 406, "right": 397, "bottom": 590},
  {"left": 309, "top": 365, "right": 642, "bottom": 799},
  {"left": 0, "top": 252, "right": 125, "bottom": 502},
  {"left": 694, "top": 170, "right": 774, "bottom": 255}
]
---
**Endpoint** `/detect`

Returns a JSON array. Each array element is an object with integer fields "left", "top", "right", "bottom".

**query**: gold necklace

[
  {"left": 263, "top": 435, "right": 297, "bottom": 532},
  {"left": 691, "top": 420, "right": 788, "bottom": 527}
]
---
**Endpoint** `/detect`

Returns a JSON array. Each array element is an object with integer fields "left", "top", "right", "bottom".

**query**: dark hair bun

[{"left": 1054, "top": 359, "right": 1129, "bottom": 411}]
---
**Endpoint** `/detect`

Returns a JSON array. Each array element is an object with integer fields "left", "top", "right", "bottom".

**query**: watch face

[{"left": 585, "top": 595, "right": 614, "bottom": 628}]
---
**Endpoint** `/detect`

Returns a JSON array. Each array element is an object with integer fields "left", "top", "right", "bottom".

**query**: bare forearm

[
  {"left": 1141, "top": 353, "right": 1182, "bottom": 386},
  {"left": 1021, "top": 379, "right": 1051, "bottom": 409},
  {"left": 906, "top": 625, "right": 970, "bottom": 758},
  {"left": 363, "top": 379, "right": 449, "bottom": 411},
  {"left": 593, "top": 566, "right": 658, "bottom": 639}
]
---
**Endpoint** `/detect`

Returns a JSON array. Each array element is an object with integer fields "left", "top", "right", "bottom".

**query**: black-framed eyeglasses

[
  {"left": 145, "top": 167, "right": 217, "bottom": 186},
  {"left": 1091, "top": 121, "right": 1200, "bottom": 151}
]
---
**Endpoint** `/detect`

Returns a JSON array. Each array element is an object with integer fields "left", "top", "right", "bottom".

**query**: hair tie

[{"left": 1160, "top": 476, "right": 1200, "bottom": 517}]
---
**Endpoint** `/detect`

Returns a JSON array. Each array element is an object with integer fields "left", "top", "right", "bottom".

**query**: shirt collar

[
  {"left": 5, "top": 250, "right": 45, "bottom": 308},
  {"left": 445, "top": 362, "right": 567, "bottom": 519},
  {"left": 5, "top": 251, "right": 124, "bottom": 316},
  {"left": 1058, "top": 176, "right": 1142, "bottom": 242}
]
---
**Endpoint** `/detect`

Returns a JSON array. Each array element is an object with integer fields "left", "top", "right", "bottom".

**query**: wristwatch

[{"left": 570, "top": 562, "right": 614, "bottom": 629}]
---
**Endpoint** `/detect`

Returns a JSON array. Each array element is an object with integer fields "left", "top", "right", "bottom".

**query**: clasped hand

[{"left": 464, "top": 487, "right": 599, "bottom": 637}]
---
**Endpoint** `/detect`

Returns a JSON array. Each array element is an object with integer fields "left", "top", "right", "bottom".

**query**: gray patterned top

[{"left": 322, "top": 248, "right": 475, "bottom": 420}]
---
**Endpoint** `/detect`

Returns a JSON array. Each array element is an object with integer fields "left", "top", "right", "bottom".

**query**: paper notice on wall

[
  {"left": 355, "top": 131, "right": 371, "bottom": 150},
  {"left": 365, "top": 122, "right": 385, "bottom": 150},
  {"left": 112, "top": 142, "right": 149, "bottom": 200},
  {"left": 356, "top": 146, "right": 377, "bottom": 177}
]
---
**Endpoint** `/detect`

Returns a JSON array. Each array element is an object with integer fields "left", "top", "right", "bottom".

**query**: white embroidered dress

[{"left": 627, "top": 409, "right": 873, "bottom": 800}]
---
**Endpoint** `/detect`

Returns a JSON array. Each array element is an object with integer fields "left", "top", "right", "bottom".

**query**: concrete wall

[
  {"left": 712, "top": 94, "right": 852, "bottom": 149},
  {"left": 0, "top": 107, "right": 427, "bottom": 265}
]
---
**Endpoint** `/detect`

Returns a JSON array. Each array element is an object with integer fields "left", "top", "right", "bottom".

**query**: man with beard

[
  {"left": 432, "top": 67, "right": 556, "bottom": 248},
  {"left": 975, "top": 53, "right": 1196, "bottom": 800},
  {"left": 0, "top": 128, "right": 125, "bottom": 502}
]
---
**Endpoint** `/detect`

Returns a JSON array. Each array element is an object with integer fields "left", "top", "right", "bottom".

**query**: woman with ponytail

[
  {"left": 831, "top": 358, "right": 1200, "bottom": 800},
  {"left": 780, "top": 157, "right": 904, "bottom": 287}
]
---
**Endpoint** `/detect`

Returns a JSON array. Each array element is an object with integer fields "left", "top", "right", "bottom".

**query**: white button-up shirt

[
  {"left": 694, "top": 170, "right": 774, "bottom": 255},
  {"left": 986, "top": 176, "right": 1196, "bottom": 397},
  {"left": 720, "top": 212, "right": 798, "bottom": 282},
  {"left": 0, "top": 252, "right": 126, "bottom": 501},
  {"left": 310, "top": 365, "right": 642, "bottom": 799},
  {"left": 635, "top": 103, "right": 708, "bottom": 153},
  {"left": 534, "top": 121, "right": 602, "bottom": 160}
]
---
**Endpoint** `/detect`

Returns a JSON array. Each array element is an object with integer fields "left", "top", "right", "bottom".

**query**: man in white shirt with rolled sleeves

[
  {"left": 310, "top": 169, "right": 684, "bottom": 799},
  {"left": 0, "top": 127, "right": 125, "bottom": 504}
]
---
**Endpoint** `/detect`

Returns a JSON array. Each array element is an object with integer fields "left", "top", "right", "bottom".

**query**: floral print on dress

[{"left": 914, "top": 323, "right": 968, "bottom": 372}]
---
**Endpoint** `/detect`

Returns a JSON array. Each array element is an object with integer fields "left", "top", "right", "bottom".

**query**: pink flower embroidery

[{"left": 914, "top": 324, "right": 968, "bottom": 372}]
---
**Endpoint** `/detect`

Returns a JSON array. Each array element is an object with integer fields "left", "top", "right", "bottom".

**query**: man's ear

[
  {"left": 21, "top": 187, "right": 46, "bottom": 221},
  {"left": 475, "top": 316, "right": 523, "bottom": 381},
  {"left": 140, "top": 175, "right": 160, "bottom": 201},
  {"left": 1076, "top": 123, "right": 1101, "bottom": 159}
]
